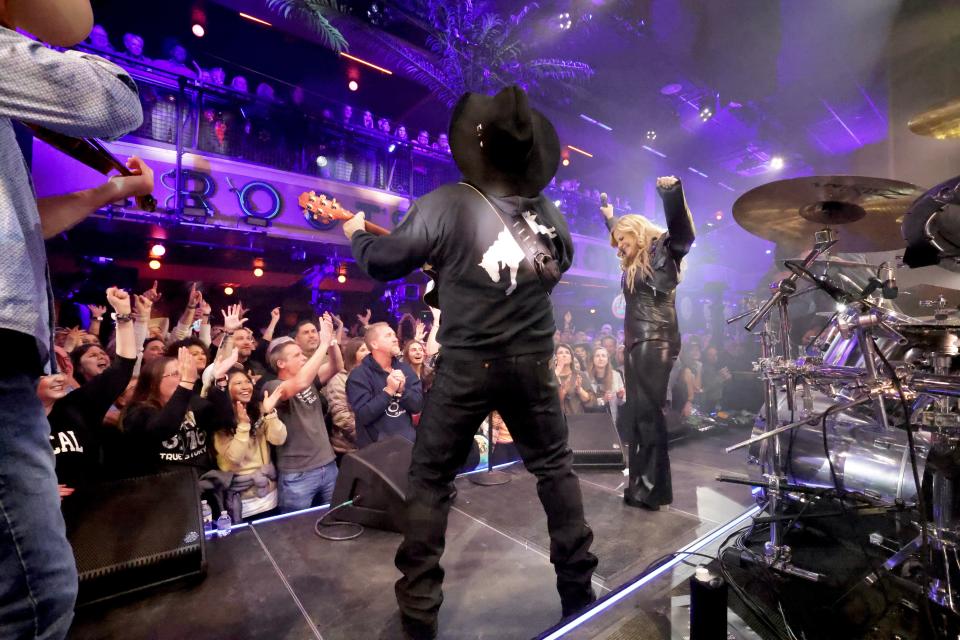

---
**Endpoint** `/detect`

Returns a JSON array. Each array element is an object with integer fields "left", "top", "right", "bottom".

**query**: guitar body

[{"left": 298, "top": 190, "right": 439, "bottom": 310}]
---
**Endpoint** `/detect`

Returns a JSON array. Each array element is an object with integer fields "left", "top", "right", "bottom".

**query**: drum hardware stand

[{"left": 725, "top": 229, "right": 838, "bottom": 578}]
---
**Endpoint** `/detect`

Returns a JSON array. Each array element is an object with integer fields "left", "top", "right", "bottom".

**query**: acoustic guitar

[{"left": 298, "top": 190, "right": 438, "bottom": 308}]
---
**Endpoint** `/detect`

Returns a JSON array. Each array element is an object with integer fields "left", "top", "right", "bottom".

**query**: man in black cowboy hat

[{"left": 343, "top": 85, "right": 598, "bottom": 639}]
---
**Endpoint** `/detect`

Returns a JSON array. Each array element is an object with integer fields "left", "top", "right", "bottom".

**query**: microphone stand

[{"left": 469, "top": 413, "right": 512, "bottom": 486}]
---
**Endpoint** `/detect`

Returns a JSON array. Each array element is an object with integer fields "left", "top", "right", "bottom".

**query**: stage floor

[{"left": 69, "top": 424, "right": 758, "bottom": 640}]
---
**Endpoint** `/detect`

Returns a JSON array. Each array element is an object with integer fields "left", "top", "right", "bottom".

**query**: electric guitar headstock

[{"left": 298, "top": 191, "right": 354, "bottom": 225}]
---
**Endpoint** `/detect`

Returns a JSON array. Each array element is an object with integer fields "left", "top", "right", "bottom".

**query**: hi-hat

[
  {"left": 733, "top": 176, "right": 924, "bottom": 253},
  {"left": 908, "top": 98, "right": 960, "bottom": 139}
]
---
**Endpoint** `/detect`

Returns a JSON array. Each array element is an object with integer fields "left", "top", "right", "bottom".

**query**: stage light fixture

[
  {"left": 191, "top": 4, "right": 206, "bottom": 38},
  {"left": 336, "top": 263, "right": 348, "bottom": 284},
  {"left": 554, "top": 199, "right": 562, "bottom": 207},
  {"left": 315, "top": 155, "right": 328, "bottom": 168},
  {"left": 770, "top": 156, "right": 785, "bottom": 170},
  {"left": 562, "top": 158, "right": 570, "bottom": 167},
  {"left": 148, "top": 259, "right": 161, "bottom": 270},
  {"left": 589, "top": 308, "right": 596, "bottom": 314},
  {"left": 253, "top": 268, "right": 264, "bottom": 278},
  {"left": 253, "top": 257, "right": 265, "bottom": 278},
  {"left": 149, "top": 243, "right": 166, "bottom": 258},
  {"left": 645, "top": 130, "right": 657, "bottom": 141},
  {"left": 714, "top": 211, "right": 723, "bottom": 221},
  {"left": 348, "top": 80, "right": 359, "bottom": 92},
  {"left": 699, "top": 106, "right": 713, "bottom": 121},
  {"left": 224, "top": 286, "right": 234, "bottom": 296},
  {"left": 765, "top": 249, "right": 772, "bottom": 255}
]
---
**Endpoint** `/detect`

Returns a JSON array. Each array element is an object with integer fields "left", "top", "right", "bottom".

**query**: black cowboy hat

[{"left": 448, "top": 85, "right": 561, "bottom": 198}]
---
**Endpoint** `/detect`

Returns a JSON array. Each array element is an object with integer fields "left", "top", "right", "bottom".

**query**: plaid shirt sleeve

[{"left": 0, "top": 27, "right": 142, "bottom": 139}]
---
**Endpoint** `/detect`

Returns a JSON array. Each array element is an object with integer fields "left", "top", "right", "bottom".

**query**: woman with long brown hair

[
  {"left": 323, "top": 336, "right": 369, "bottom": 458},
  {"left": 600, "top": 176, "right": 694, "bottom": 510}
]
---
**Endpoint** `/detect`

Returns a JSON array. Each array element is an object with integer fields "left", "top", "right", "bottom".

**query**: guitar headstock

[{"left": 298, "top": 191, "right": 353, "bottom": 224}]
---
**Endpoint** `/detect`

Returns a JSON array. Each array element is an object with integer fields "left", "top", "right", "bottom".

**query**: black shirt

[
  {"left": 351, "top": 182, "right": 574, "bottom": 358},
  {"left": 49, "top": 356, "right": 136, "bottom": 488}
]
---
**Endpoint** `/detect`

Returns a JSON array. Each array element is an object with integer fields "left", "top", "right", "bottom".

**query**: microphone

[{"left": 879, "top": 262, "right": 898, "bottom": 299}]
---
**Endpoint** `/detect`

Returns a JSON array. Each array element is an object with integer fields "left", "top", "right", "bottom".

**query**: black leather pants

[{"left": 620, "top": 339, "right": 678, "bottom": 507}]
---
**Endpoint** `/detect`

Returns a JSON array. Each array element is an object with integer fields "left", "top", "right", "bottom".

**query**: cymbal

[
  {"left": 908, "top": 98, "right": 960, "bottom": 139},
  {"left": 896, "top": 284, "right": 960, "bottom": 317},
  {"left": 733, "top": 176, "right": 924, "bottom": 253}
]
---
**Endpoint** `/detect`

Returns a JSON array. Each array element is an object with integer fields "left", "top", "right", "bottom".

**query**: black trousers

[
  {"left": 394, "top": 351, "right": 598, "bottom": 628},
  {"left": 620, "top": 340, "right": 678, "bottom": 507}
]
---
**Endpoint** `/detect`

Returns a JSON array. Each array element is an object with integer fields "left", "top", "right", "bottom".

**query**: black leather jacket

[{"left": 605, "top": 181, "right": 695, "bottom": 347}]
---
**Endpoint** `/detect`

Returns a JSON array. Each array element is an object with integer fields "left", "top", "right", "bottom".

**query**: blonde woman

[{"left": 600, "top": 176, "right": 694, "bottom": 510}]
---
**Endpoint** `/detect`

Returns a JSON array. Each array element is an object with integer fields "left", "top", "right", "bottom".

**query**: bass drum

[{"left": 748, "top": 388, "right": 930, "bottom": 505}]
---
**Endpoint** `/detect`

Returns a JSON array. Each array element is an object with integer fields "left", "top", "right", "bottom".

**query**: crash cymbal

[
  {"left": 733, "top": 176, "right": 924, "bottom": 253},
  {"left": 908, "top": 97, "right": 960, "bottom": 139},
  {"left": 896, "top": 284, "right": 960, "bottom": 318}
]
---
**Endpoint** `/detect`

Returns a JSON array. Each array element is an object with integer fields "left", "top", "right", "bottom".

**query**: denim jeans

[
  {"left": 395, "top": 352, "right": 598, "bottom": 630},
  {"left": 0, "top": 370, "right": 78, "bottom": 640},
  {"left": 278, "top": 460, "right": 339, "bottom": 513}
]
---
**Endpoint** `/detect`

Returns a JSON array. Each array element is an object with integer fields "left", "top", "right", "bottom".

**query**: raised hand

[
  {"left": 656, "top": 175, "right": 679, "bottom": 190},
  {"left": 270, "top": 307, "right": 281, "bottom": 322},
  {"left": 87, "top": 304, "right": 107, "bottom": 320},
  {"left": 178, "top": 347, "right": 198, "bottom": 385},
  {"left": 143, "top": 280, "right": 162, "bottom": 304},
  {"left": 214, "top": 345, "right": 239, "bottom": 379},
  {"left": 599, "top": 192, "right": 614, "bottom": 219},
  {"left": 414, "top": 320, "right": 426, "bottom": 343},
  {"left": 200, "top": 299, "right": 212, "bottom": 318},
  {"left": 221, "top": 304, "right": 248, "bottom": 333},
  {"left": 134, "top": 294, "right": 153, "bottom": 321},
  {"left": 357, "top": 308, "right": 372, "bottom": 326},
  {"left": 106, "top": 287, "right": 131, "bottom": 315},
  {"left": 318, "top": 313, "right": 334, "bottom": 345},
  {"left": 187, "top": 283, "right": 202, "bottom": 308},
  {"left": 261, "top": 386, "right": 283, "bottom": 415}
]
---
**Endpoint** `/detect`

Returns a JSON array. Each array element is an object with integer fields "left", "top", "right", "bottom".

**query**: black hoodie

[{"left": 351, "top": 182, "right": 573, "bottom": 358}]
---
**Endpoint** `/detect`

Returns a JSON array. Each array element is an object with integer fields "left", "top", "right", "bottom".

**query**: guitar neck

[{"left": 361, "top": 218, "right": 391, "bottom": 236}]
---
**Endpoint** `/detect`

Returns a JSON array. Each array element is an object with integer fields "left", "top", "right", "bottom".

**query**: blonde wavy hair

[{"left": 610, "top": 214, "right": 666, "bottom": 292}]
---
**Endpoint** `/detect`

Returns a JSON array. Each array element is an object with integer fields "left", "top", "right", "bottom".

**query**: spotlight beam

[{"left": 339, "top": 52, "right": 393, "bottom": 75}]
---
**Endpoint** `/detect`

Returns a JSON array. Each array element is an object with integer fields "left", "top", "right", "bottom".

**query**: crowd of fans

[{"left": 48, "top": 279, "right": 761, "bottom": 528}]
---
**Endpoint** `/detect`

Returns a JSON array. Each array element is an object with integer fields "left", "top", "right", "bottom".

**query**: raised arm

[{"left": 656, "top": 176, "right": 695, "bottom": 258}]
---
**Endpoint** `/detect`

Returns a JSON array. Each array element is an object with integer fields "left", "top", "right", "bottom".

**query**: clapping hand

[
  {"left": 235, "top": 401, "right": 250, "bottom": 426},
  {"left": 261, "top": 386, "right": 283, "bottom": 415},
  {"left": 178, "top": 347, "right": 198, "bottom": 385},
  {"left": 318, "top": 312, "right": 334, "bottom": 345}
]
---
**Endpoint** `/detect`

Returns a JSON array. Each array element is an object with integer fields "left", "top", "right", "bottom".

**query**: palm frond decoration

[
  {"left": 265, "top": 0, "right": 349, "bottom": 52},
  {"left": 380, "top": 0, "right": 593, "bottom": 106}
]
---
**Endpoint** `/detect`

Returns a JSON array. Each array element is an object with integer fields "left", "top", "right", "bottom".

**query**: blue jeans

[
  {"left": 278, "top": 460, "right": 339, "bottom": 513},
  {"left": 0, "top": 370, "right": 78, "bottom": 640}
]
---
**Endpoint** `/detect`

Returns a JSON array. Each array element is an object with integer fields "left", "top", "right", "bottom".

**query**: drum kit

[{"left": 718, "top": 100, "right": 960, "bottom": 620}]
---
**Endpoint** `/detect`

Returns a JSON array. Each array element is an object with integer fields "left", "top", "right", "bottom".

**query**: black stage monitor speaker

[
  {"left": 64, "top": 469, "right": 206, "bottom": 606},
  {"left": 331, "top": 435, "right": 412, "bottom": 533},
  {"left": 566, "top": 413, "right": 625, "bottom": 469}
]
